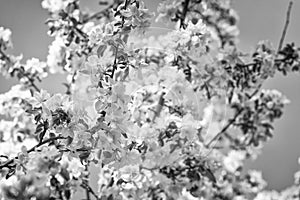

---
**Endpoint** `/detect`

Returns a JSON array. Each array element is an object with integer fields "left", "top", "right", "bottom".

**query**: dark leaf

[
  {"left": 200, "top": 167, "right": 216, "bottom": 183},
  {"left": 65, "top": 189, "right": 71, "bottom": 200},
  {"left": 103, "top": 151, "right": 112, "bottom": 158},
  {"left": 6, "top": 168, "right": 16, "bottom": 179},
  {"left": 35, "top": 123, "right": 44, "bottom": 135},
  {"left": 79, "top": 151, "right": 90, "bottom": 163},
  {"left": 116, "top": 178, "right": 127, "bottom": 185},
  {"left": 97, "top": 45, "right": 107, "bottom": 57},
  {"left": 34, "top": 113, "right": 42, "bottom": 123},
  {"left": 107, "top": 194, "right": 114, "bottom": 200},
  {"left": 60, "top": 168, "right": 70, "bottom": 181},
  {"left": 187, "top": 170, "right": 201, "bottom": 181},
  {"left": 99, "top": 1, "right": 109, "bottom": 5}
]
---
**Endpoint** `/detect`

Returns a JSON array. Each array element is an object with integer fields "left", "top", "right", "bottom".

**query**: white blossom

[
  {"left": 0, "top": 27, "right": 12, "bottom": 48},
  {"left": 223, "top": 150, "right": 246, "bottom": 173}
]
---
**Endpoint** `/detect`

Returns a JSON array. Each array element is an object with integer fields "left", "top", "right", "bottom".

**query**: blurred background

[{"left": 0, "top": 0, "right": 299, "bottom": 192}]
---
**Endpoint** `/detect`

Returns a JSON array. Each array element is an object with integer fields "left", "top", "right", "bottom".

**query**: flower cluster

[
  {"left": 0, "top": 0, "right": 300, "bottom": 200},
  {"left": 0, "top": 27, "right": 12, "bottom": 49},
  {"left": 157, "top": 0, "right": 240, "bottom": 46}
]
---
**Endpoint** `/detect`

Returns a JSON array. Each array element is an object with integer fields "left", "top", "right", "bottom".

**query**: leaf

[
  {"left": 60, "top": 167, "right": 70, "bottom": 181},
  {"left": 103, "top": 151, "right": 113, "bottom": 158},
  {"left": 97, "top": 44, "right": 107, "bottom": 58},
  {"left": 65, "top": 136, "right": 73, "bottom": 146},
  {"left": 78, "top": 69, "right": 91, "bottom": 75},
  {"left": 39, "top": 130, "right": 46, "bottom": 143},
  {"left": 36, "top": 121, "right": 48, "bottom": 143},
  {"left": 116, "top": 178, "right": 127, "bottom": 185},
  {"left": 34, "top": 113, "right": 41, "bottom": 123},
  {"left": 121, "top": 132, "right": 128, "bottom": 138},
  {"left": 115, "top": 38, "right": 125, "bottom": 48},
  {"left": 79, "top": 151, "right": 90, "bottom": 163},
  {"left": 35, "top": 123, "right": 44, "bottom": 135},
  {"left": 6, "top": 168, "right": 16, "bottom": 179},
  {"left": 199, "top": 166, "right": 216, "bottom": 183},
  {"left": 123, "top": 34, "right": 129, "bottom": 44},
  {"left": 64, "top": 189, "right": 71, "bottom": 200},
  {"left": 0, "top": 155, "right": 9, "bottom": 159},
  {"left": 107, "top": 194, "right": 114, "bottom": 200},
  {"left": 187, "top": 170, "right": 200, "bottom": 181},
  {"left": 121, "top": 67, "right": 129, "bottom": 81},
  {"left": 65, "top": 3, "right": 75, "bottom": 14},
  {"left": 99, "top": 1, "right": 109, "bottom": 5}
]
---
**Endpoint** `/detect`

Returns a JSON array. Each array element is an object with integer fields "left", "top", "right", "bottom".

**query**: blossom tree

[{"left": 0, "top": 0, "right": 299, "bottom": 199}]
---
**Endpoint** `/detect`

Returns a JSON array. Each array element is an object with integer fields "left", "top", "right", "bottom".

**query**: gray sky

[{"left": 0, "top": 0, "right": 299, "bottom": 191}]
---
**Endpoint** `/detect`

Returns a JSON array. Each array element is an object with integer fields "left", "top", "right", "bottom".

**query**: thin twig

[
  {"left": 206, "top": 108, "right": 243, "bottom": 147},
  {"left": 278, "top": 1, "right": 293, "bottom": 53},
  {"left": 84, "top": 164, "right": 91, "bottom": 200},
  {"left": 205, "top": 88, "right": 260, "bottom": 148},
  {"left": 81, "top": 181, "right": 99, "bottom": 200},
  {"left": 110, "top": 44, "right": 119, "bottom": 79},
  {"left": 83, "top": 12, "right": 105, "bottom": 24}
]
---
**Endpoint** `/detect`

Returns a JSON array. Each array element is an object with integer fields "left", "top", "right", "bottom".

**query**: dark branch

[
  {"left": 205, "top": 88, "right": 260, "bottom": 148},
  {"left": 206, "top": 108, "right": 243, "bottom": 148},
  {"left": 278, "top": 1, "right": 293, "bottom": 53},
  {"left": 80, "top": 169, "right": 99, "bottom": 200},
  {"left": 0, "top": 136, "right": 66, "bottom": 170},
  {"left": 84, "top": 164, "right": 91, "bottom": 200}
]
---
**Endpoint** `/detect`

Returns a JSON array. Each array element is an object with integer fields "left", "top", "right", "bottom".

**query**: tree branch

[
  {"left": 206, "top": 108, "right": 243, "bottom": 147},
  {"left": 80, "top": 178, "right": 99, "bottom": 200},
  {"left": 205, "top": 88, "right": 260, "bottom": 148},
  {"left": 84, "top": 164, "right": 91, "bottom": 200},
  {"left": 278, "top": 1, "right": 293, "bottom": 53},
  {"left": 0, "top": 136, "right": 66, "bottom": 170}
]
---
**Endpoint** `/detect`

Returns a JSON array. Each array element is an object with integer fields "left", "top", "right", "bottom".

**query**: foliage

[{"left": 0, "top": 0, "right": 299, "bottom": 199}]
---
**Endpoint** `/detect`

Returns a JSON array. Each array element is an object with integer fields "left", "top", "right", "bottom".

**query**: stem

[
  {"left": 83, "top": 11, "right": 107, "bottom": 24},
  {"left": 278, "top": 1, "right": 293, "bottom": 53},
  {"left": 84, "top": 164, "right": 91, "bottom": 200},
  {"left": 140, "top": 165, "right": 159, "bottom": 172},
  {"left": 206, "top": 108, "right": 243, "bottom": 147},
  {"left": 81, "top": 183, "right": 99, "bottom": 200},
  {"left": 0, "top": 136, "right": 66, "bottom": 170},
  {"left": 81, "top": 172, "right": 99, "bottom": 200},
  {"left": 203, "top": 83, "right": 211, "bottom": 100},
  {"left": 205, "top": 88, "right": 260, "bottom": 148}
]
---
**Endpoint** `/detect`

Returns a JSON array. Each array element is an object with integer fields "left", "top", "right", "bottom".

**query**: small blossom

[
  {"left": 41, "top": 0, "right": 75, "bottom": 13},
  {"left": 0, "top": 27, "right": 12, "bottom": 48},
  {"left": 223, "top": 150, "right": 246, "bottom": 173},
  {"left": 46, "top": 36, "right": 66, "bottom": 73},
  {"left": 24, "top": 58, "right": 48, "bottom": 78},
  {"left": 254, "top": 190, "right": 279, "bottom": 200}
]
